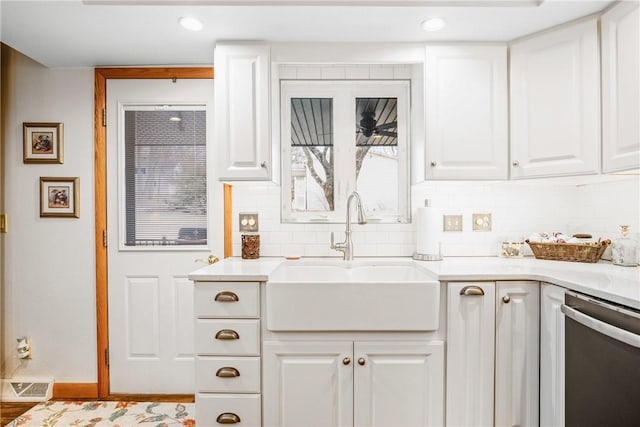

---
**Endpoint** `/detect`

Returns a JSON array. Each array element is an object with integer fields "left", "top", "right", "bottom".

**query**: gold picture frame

[
  {"left": 40, "top": 177, "right": 79, "bottom": 218},
  {"left": 23, "top": 122, "right": 64, "bottom": 164}
]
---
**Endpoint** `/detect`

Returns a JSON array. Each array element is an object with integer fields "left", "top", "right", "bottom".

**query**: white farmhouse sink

[{"left": 266, "top": 259, "right": 440, "bottom": 331}]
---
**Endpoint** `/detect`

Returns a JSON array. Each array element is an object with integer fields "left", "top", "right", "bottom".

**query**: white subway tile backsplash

[{"left": 228, "top": 176, "right": 639, "bottom": 258}]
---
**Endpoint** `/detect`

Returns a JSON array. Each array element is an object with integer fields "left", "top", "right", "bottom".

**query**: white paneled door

[{"left": 106, "top": 79, "right": 217, "bottom": 393}]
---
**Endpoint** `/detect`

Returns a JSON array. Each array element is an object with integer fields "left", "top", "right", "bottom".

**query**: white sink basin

[{"left": 266, "top": 260, "right": 440, "bottom": 331}]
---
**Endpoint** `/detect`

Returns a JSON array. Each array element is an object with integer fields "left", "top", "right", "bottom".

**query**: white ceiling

[{"left": 0, "top": 0, "right": 616, "bottom": 68}]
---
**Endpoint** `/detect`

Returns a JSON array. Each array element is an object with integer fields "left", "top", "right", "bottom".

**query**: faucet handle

[{"left": 330, "top": 231, "right": 336, "bottom": 249}]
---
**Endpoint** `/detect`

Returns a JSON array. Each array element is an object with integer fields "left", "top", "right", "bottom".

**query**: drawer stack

[{"left": 194, "top": 282, "right": 261, "bottom": 426}]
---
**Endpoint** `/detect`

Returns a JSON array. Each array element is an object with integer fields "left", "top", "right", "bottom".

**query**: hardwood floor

[{"left": 0, "top": 401, "right": 38, "bottom": 425}]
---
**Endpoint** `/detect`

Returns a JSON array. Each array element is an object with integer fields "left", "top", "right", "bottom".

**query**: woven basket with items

[{"left": 526, "top": 232, "right": 611, "bottom": 263}]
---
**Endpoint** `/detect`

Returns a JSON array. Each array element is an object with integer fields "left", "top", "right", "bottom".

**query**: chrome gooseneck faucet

[{"left": 330, "top": 191, "right": 367, "bottom": 260}]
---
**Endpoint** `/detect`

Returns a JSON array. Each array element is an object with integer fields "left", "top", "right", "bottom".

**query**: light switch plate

[
  {"left": 239, "top": 212, "right": 259, "bottom": 232},
  {"left": 472, "top": 213, "right": 492, "bottom": 231},
  {"left": 443, "top": 215, "right": 463, "bottom": 232}
]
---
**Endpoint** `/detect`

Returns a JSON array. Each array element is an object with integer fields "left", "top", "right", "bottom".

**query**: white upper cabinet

[
  {"left": 510, "top": 18, "right": 601, "bottom": 179},
  {"left": 602, "top": 2, "right": 640, "bottom": 173},
  {"left": 215, "top": 43, "right": 271, "bottom": 180},
  {"left": 425, "top": 45, "right": 508, "bottom": 179}
]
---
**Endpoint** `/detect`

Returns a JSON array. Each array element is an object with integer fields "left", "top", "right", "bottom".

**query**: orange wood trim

[
  {"left": 94, "top": 67, "right": 214, "bottom": 399},
  {"left": 95, "top": 67, "right": 213, "bottom": 80},
  {"left": 52, "top": 383, "right": 99, "bottom": 400},
  {"left": 224, "top": 184, "right": 233, "bottom": 258},
  {"left": 104, "top": 394, "right": 194, "bottom": 403},
  {"left": 94, "top": 69, "right": 109, "bottom": 399}
]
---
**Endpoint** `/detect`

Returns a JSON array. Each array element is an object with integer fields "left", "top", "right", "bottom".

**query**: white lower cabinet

[
  {"left": 540, "top": 283, "right": 565, "bottom": 427},
  {"left": 446, "top": 282, "right": 496, "bottom": 427},
  {"left": 446, "top": 281, "right": 540, "bottom": 427},
  {"left": 194, "top": 281, "right": 262, "bottom": 427},
  {"left": 495, "top": 282, "right": 540, "bottom": 427},
  {"left": 263, "top": 340, "right": 444, "bottom": 427}
]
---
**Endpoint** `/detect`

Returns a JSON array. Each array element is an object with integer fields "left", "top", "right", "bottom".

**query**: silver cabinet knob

[
  {"left": 503, "top": 295, "right": 511, "bottom": 304},
  {"left": 343, "top": 357, "right": 351, "bottom": 365},
  {"left": 260, "top": 161, "right": 267, "bottom": 168},
  {"left": 512, "top": 161, "right": 520, "bottom": 167},
  {"left": 430, "top": 161, "right": 437, "bottom": 167},
  {"left": 358, "top": 358, "right": 366, "bottom": 366}
]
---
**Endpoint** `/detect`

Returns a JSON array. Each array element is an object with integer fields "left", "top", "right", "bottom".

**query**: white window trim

[{"left": 280, "top": 80, "right": 410, "bottom": 224}]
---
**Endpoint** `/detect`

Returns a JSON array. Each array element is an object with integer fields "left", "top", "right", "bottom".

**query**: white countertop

[{"left": 188, "top": 256, "right": 640, "bottom": 310}]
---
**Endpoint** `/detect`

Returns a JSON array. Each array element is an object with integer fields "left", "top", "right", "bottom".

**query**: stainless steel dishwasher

[{"left": 561, "top": 291, "right": 640, "bottom": 427}]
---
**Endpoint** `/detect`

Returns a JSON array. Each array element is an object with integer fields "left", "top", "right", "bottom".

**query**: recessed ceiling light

[
  {"left": 179, "top": 16, "right": 203, "bottom": 32},
  {"left": 421, "top": 18, "right": 446, "bottom": 32}
]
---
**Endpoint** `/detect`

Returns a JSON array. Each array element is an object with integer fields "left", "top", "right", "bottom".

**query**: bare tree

[{"left": 301, "top": 145, "right": 371, "bottom": 210}]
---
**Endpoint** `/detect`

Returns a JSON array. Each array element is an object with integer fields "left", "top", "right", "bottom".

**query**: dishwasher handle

[{"left": 561, "top": 304, "right": 640, "bottom": 349}]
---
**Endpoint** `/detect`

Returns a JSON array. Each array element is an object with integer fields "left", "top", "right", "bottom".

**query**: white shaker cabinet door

[
  {"left": 510, "top": 18, "right": 600, "bottom": 178},
  {"left": 425, "top": 45, "right": 508, "bottom": 180},
  {"left": 354, "top": 341, "right": 444, "bottom": 427},
  {"left": 215, "top": 43, "right": 271, "bottom": 180},
  {"left": 263, "top": 341, "right": 353, "bottom": 427},
  {"left": 495, "top": 282, "right": 540, "bottom": 427},
  {"left": 602, "top": 1, "right": 640, "bottom": 173},
  {"left": 540, "top": 283, "right": 566, "bottom": 427},
  {"left": 446, "top": 282, "right": 496, "bottom": 427}
]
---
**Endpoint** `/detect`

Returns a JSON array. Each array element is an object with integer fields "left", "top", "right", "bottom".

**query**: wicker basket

[{"left": 525, "top": 239, "right": 611, "bottom": 263}]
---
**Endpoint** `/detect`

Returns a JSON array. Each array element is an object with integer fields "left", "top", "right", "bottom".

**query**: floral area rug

[{"left": 5, "top": 401, "right": 195, "bottom": 427}]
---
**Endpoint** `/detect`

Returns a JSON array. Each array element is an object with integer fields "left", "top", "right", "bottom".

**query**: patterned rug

[{"left": 5, "top": 401, "right": 195, "bottom": 426}]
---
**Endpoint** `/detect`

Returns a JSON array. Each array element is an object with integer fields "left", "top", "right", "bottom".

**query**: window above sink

[{"left": 280, "top": 79, "right": 411, "bottom": 224}]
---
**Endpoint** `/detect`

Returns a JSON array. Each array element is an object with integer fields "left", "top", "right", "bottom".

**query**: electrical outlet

[
  {"left": 443, "top": 215, "right": 463, "bottom": 232},
  {"left": 239, "top": 213, "right": 259, "bottom": 232},
  {"left": 472, "top": 213, "right": 492, "bottom": 231}
]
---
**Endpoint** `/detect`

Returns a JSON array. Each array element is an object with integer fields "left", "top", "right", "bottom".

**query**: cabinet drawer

[
  {"left": 196, "top": 393, "right": 261, "bottom": 427},
  {"left": 195, "top": 319, "right": 260, "bottom": 356},
  {"left": 196, "top": 357, "right": 260, "bottom": 393},
  {"left": 195, "top": 282, "right": 260, "bottom": 318}
]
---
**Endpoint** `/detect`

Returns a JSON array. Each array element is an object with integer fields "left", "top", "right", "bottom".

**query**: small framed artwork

[
  {"left": 40, "top": 177, "right": 79, "bottom": 218},
  {"left": 23, "top": 122, "right": 64, "bottom": 164}
]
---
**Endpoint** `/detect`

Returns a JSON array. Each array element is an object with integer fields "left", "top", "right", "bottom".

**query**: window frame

[
  {"left": 280, "top": 80, "right": 410, "bottom": 224},
  {"left": 117, "top": 103, "right": 209, "bottom": 251}
]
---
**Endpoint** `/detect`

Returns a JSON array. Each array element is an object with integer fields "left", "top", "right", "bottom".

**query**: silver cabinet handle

[
  {"left": 460, "top": 285, "right": 485, "bottom": 296},
  {"left": 217, "top": 413, "right": 241, "bottom": 424},
  {"left": 214, "top": 291, "right": 239, "bottom": 302},
  {"left": 216, "top": 367, "right": 240, "bottom": 378},
  {"left": 561, "top": 304, "right": 640, "bottom": 349},
  {"left": 215, "top": 329, "right": 240, "bottom": 340},
  {"left": 260, "top": 161, "right": 267, "bottom": 168}
]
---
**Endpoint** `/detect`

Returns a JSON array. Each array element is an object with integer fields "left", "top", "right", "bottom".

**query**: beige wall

[{"left": 1, "top": 45, "right": 95, "bottom": 383}]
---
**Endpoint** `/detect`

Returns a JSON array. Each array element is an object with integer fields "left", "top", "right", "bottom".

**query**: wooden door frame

[{"left": 94, "top": 67, "right": 214, "bottom": 398}]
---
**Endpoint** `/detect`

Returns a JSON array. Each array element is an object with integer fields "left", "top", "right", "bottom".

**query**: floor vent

[{"left": 1, "top": 379, "right": 53, "bottom": 402}]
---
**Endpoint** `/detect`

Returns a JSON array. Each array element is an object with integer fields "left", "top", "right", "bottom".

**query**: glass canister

[{"left": 611, "top": 225, "right": 638, "bottom": 267}]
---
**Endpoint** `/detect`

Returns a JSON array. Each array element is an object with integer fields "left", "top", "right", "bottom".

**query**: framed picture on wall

[
  {"left": 40, "top": 177, "right": 79, "bottom": 218},
  {"left": 23, "top": 122, "right": 64, "bottom": 164}
]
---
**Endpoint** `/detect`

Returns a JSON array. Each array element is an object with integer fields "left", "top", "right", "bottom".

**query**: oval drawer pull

[
  {"left": 215, "top": 291, "right": 239, "bottom": 302},
  {"left": 217, "top": 412, "right": 241, "bottom": 424},
  {"left": 460, "top": 285, "right": 485, "bottom": 296},
  {"left": 215, "top": 329, "right": 240, "bottom": 340},
  {"left": 216, "top": 366, "right": 241, "bottom": 378}
]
